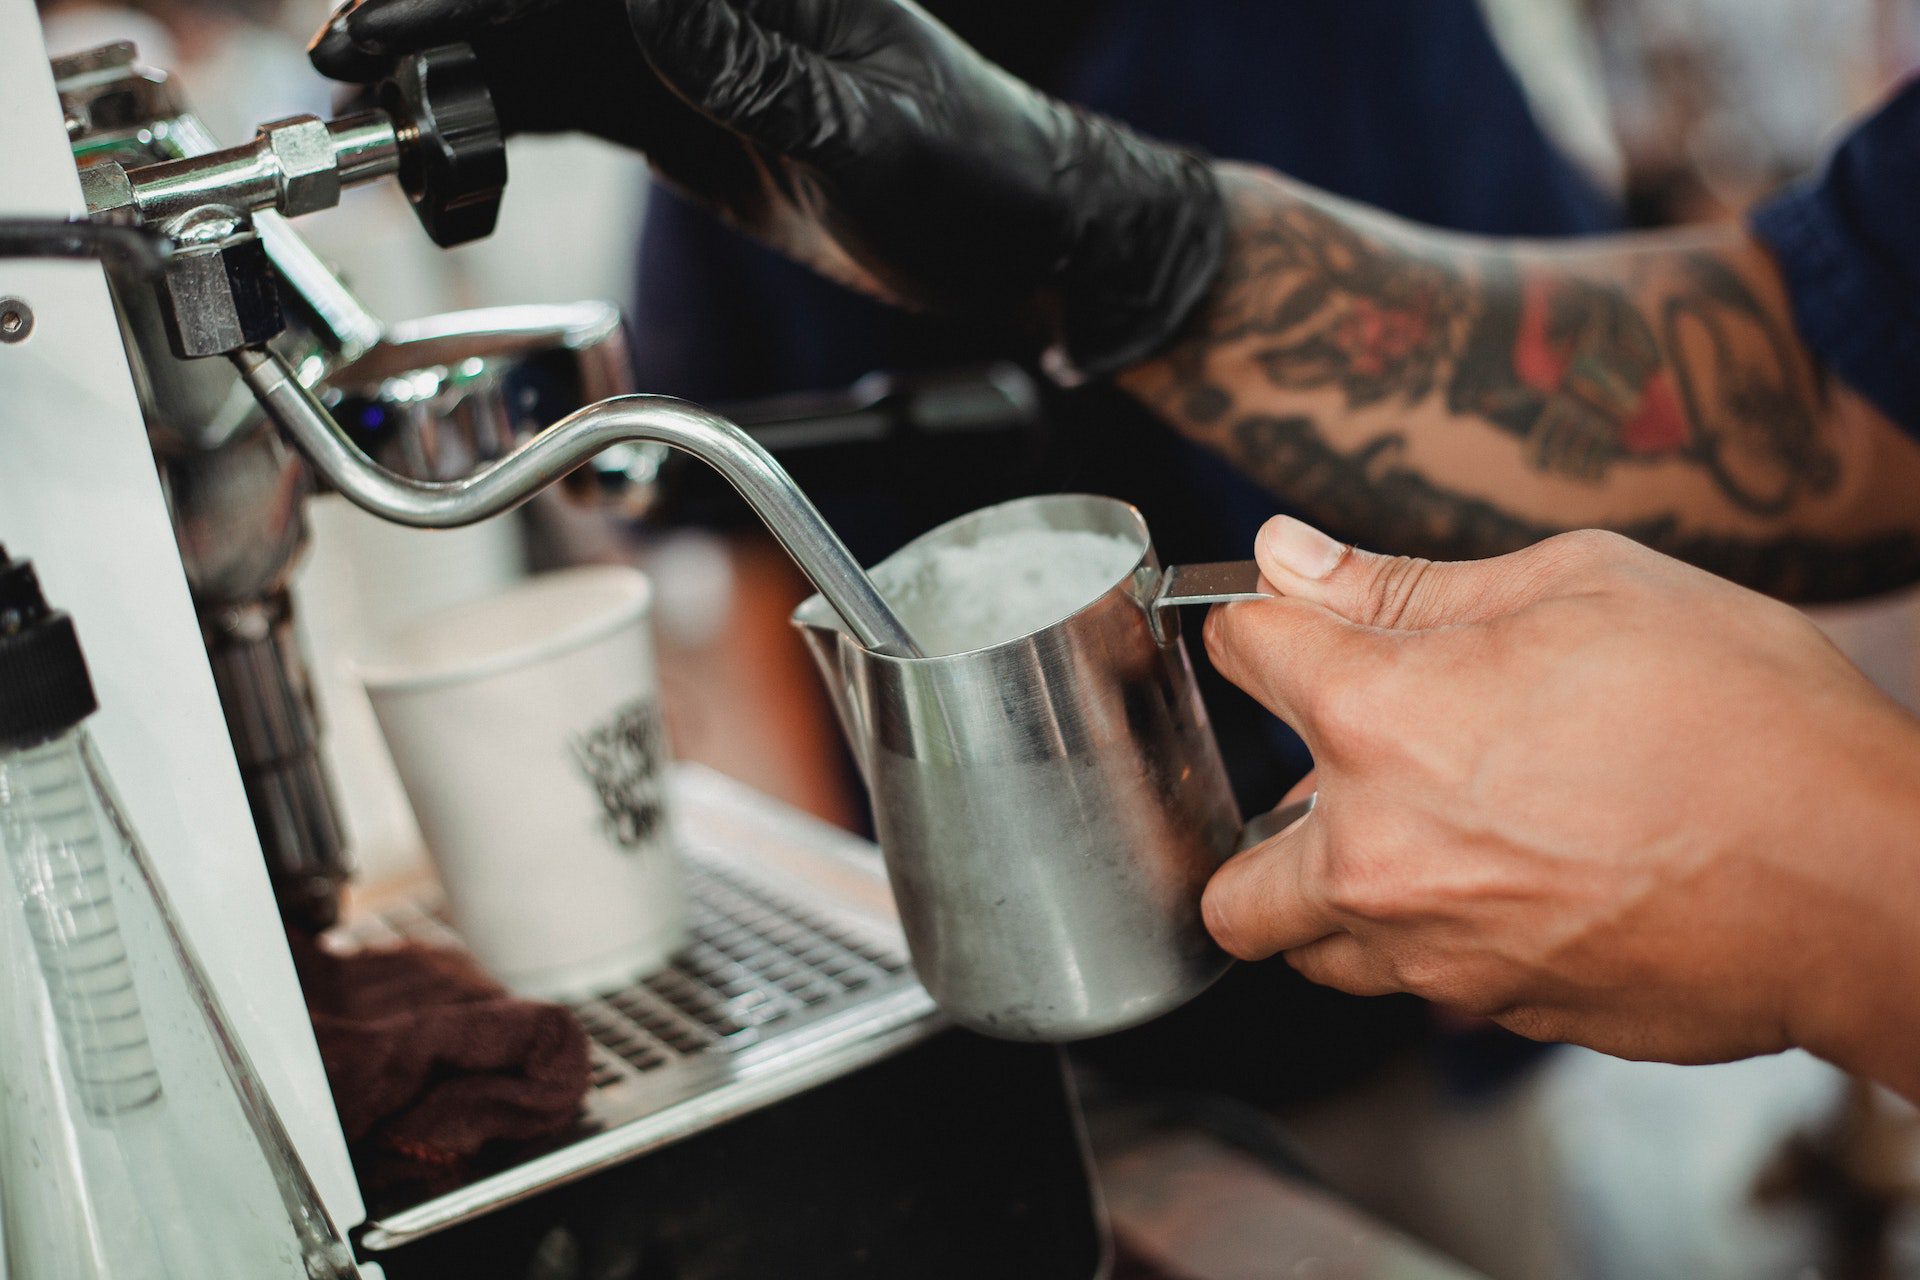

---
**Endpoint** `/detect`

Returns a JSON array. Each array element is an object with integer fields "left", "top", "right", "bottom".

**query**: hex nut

[
  {"left": 259, "top": 115, "right": 340, "bottom": 219},
  {"left": 155, "top": 232, "right": 283, "bottom": 358},
  {"left": 81, "top": 162, "right": 137, "bottom": 223}
]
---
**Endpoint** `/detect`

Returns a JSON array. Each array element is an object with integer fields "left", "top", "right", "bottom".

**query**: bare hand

[{"left": 1202, "top": 518, "right": 1920, "bottom": 1089}]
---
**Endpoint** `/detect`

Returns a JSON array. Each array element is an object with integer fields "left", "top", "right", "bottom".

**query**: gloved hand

[
  {"left": 310, "top": 0, "right": 1226, "bottom": 379},
  {"left": 310, "top": 0, "right": 744, "bottom": 176}
]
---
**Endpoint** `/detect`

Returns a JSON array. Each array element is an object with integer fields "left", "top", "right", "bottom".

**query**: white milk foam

[{"left": 879, "top": 528, "right": 1143, "bottom": 656}]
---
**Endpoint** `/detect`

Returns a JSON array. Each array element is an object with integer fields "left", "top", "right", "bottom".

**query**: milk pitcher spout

[
  {"left": 795, "top": 615, "right": 875, "bottom": 785},
  {"left": 793, "top": 494, "right": 1278, "bottom": 1042}
]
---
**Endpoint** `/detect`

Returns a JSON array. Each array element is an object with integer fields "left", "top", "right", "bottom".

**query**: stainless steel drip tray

[{"left": 345, "top": 766, "right": 942, "bottom": 1252}]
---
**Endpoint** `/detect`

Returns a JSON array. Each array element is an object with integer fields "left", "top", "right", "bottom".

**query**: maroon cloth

[
  {"left": 289, "top": 931, "right": 592, "bottom": 1200},
  {"left": 1110, "top": 1234, "right": 1204, "bottom": 1280}
]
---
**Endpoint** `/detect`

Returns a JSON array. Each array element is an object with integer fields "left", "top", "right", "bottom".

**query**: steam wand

[
  {"left": 74, "top": 37, "right": 922, "bottom": 657},
  {"left": 228, "top": 347, "right": 926, "bottom": 658}
]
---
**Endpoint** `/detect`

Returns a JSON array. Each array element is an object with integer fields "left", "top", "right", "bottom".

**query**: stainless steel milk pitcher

[{"left": 793, "top": 494, "right": 1290, "bottom": 1041}]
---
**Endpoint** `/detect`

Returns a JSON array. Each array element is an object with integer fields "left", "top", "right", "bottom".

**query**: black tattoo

[
  {"left": 1208, "top": 202, "right": 1473, "bottom": 411},
  {"left": 1190, "top": 196, "right": 1837, "bottom": 515},
  {"left": 1449, "top": 261, "right": 1675, "bottom": 482},
  {"left": 1452, "top": 253, "right": 1836, "bottom": 514},
  {"left": 1129, "top": 179, "right": 1920, "bottom": 599},
  {"left": 1661, "top": 253, "right": 1839, "bottom": 514},
  {"left": 1226, "top": 415, "right": 1920, "bottom": 603}
]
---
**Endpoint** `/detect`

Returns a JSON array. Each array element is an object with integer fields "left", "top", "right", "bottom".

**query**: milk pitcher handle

[{"left": 1148, "top": 560, "right": 1276, "bottom": 642}]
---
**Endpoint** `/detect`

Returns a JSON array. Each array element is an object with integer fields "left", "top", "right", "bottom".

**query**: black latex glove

[
  {"left": 312, "top": 0, "right": 1226, "bottom": 378},
  {"left": 310, "top": 0, "right": 731, "bottom": 166}
]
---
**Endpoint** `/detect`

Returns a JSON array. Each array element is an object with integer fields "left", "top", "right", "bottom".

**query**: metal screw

[{"left": 0, "top": 299, "right": 33, "bottom": 344}]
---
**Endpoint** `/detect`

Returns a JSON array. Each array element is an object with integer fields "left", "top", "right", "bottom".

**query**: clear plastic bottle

[{"left": 0, "top": 545, "right": 358, "bottom": 1278}]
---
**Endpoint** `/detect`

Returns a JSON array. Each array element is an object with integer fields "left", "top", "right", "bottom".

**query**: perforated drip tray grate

[{"left": 348, "top": 767, "right": 942, "bottom": 1252}]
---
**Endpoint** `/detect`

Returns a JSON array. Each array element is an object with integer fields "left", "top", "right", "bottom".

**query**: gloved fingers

[
  {"left": 314, "top": 0, "right": 478, "bottom": 76},
  {"left": 731, "top": 0, "right": 835, "bottom": 45},
  {"left": 628, "top": 0, "right": 843, "bottom": 158},
  {"left": 310, "top": 1, "right": 398, "bottom": 79},
  {"left": 311, "top": 0, "right": 567, "bottom": 78}
]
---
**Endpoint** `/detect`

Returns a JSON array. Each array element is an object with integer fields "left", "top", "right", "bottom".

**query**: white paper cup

[{"left": 360, "top": 566, "right": 686, "bottom": 996}]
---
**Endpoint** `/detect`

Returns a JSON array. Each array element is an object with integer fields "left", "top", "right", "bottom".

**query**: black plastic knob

[{"left": 379, "top": 44, "right": 507, "bottom": 248}]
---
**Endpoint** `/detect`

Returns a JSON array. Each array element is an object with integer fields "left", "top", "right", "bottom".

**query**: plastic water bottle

[{"left": 0, "top": 545, "right": 357, "bottom": 1278}]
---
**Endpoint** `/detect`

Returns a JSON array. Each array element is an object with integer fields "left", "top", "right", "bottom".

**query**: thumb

[{"left": 1253, "top": 516, "right": 1562, "bottom": 631}]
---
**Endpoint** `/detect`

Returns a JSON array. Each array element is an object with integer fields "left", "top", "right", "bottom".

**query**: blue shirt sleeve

[{"left": 1750, "top": 79, "right": 1920, "bottom": 436}]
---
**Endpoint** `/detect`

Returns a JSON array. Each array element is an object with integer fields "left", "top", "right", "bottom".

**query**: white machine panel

[{"left": 0, "top": 0, "right": 363, "bottom": 1231}]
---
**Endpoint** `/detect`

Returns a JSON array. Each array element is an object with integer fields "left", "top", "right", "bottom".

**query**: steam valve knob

[{"left": 378, "top": 45, "right": 507, "bottom": 248}]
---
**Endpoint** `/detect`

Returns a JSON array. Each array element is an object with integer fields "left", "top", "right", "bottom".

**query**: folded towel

[{"left": 288, "top": 930, "right": 592, "bottom": 1201}]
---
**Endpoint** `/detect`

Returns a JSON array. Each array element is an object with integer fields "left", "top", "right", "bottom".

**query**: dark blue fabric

[
  {"left": 630, "top": 0, "right": 1619, "bottom": 809},
  {"left": 1751, "top": 78, "right": 1920, "bottom": 439}
]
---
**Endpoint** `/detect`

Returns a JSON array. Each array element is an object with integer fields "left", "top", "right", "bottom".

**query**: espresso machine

[{"left": 0, "top": 12, "right": 1105, "bottom": 1276}]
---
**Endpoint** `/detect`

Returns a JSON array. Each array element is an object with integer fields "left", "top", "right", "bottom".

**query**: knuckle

[
  {"left": 1283, "top": 943, "right": 1350, "bottom": 991},
  {"left": 1454, "top": 983, "right": 1522, "bottom": 1020},
  {"left": 1537, "top": 528, "right": 1636, "bottom": 576},
  {"left": 1384, "top": 948, "right": 1452, "bottom": 999},
  {"left": 1491, "top": 1005, "right": 1570, "bottom": 1046},
  {"left": 1303, "top": 671, "right": 1382, "bottom": 748},
  {"left": 1318, "top": 842, "right": 1395, "bottom": 923},
  {"left": 1500, "top": 529, "right": 1648, "bottom": 607},
  {"left": 1360, "top": 555, "right": 1435, "bottom": 629},
  {"left": 1382, "top": 945, "right": 1520, "bottom": 1008},
  {"left": 1557, "top": 527, "right": 1631, "bottom": 555}
]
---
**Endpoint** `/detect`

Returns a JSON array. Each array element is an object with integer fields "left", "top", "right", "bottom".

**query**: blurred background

[{"left": 31, "top": 0, "right": 1920, "bottom": 1275}]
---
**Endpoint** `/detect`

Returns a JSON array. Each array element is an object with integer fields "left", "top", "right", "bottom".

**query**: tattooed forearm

[
  {"left": 1201, "top": 199, "right": 1475, "bottom": 410},
  {"left": 1445, "top": 254, "right": 1836, "bottom": 512},
  {"left": 1177, "top": 192, "right": 1834, "bottom": 505},
  {"left": 1229, "top": 415, "right": 1920, "bottom": 602},
  {"left": 1121, "top": 166, "right": 1920, "bottom": 599},
  {"left": 1659, "top": 253, "right": 1840, "bottom": 513},
  {"left": 1448, "top": 261, "right": 1674, "bottom": 481}
]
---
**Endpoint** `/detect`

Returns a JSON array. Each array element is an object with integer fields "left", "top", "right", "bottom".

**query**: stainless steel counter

[{"left": 1096, "top": 1125, "right": 1488, "bottom": 1280}]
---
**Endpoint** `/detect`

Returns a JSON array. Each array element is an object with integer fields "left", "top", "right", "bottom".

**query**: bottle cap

[{"left": 0, "top": 547, "right": 98, "bottom": 745}]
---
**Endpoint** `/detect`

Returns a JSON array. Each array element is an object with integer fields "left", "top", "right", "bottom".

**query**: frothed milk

[{"left": 876, "top": 529, "right": 1142, "bottom": 656}]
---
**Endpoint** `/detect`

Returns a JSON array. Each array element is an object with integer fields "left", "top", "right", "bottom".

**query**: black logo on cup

[{"left": 570, "top": 697, "right": 669, "bottom": 851}]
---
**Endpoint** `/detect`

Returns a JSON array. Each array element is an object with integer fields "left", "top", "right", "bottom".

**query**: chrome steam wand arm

[{"left": 228, "top": 347, "right": 923, "bottom": 658}]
